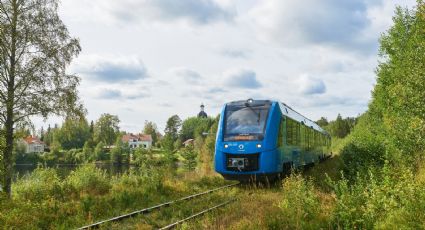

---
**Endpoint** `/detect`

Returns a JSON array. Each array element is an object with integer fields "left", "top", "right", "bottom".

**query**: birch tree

[{"left": 0, "top": 0, "right": 82, "bottom": 196}]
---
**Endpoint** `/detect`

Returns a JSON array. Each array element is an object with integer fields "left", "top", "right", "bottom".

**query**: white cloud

[
  {"left": 223, "top": 69, "right": 262, "bottom": 89},
  {"left": 220, "top": 48, "right": 251, "bottom": 59},
  {"left": 249, "top": 0, "right": 378, "bottom": 53},
  {"left": 297, "top": 75, "right": 326, "bottom": 95},
  {"left": 171, "top": 67, "right": 203, "bottom": 84},
  {"left": 61, "top": 0, "right": 235, "bottom": 26},
  {"left": 94, "top": 87, "right": 150, "bottom": 100},
  {"left": 71, "top": 55, "right": 148, "bottom": 83}
]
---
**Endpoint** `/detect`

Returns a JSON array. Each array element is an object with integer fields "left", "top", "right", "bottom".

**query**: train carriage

[{"left": 214, "top": 99, "right": 331, "bottom": 181}]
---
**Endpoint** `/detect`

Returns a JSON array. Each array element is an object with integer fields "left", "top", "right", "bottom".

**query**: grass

[
  {"left": 4, "top": 143, "right": 425, "bottom": 229},
  {"left": 183, "top": 155, "right": 342, "bottom": 230},
  {"left": 0, "top": 165, "right": 231, "bottom": 229}
]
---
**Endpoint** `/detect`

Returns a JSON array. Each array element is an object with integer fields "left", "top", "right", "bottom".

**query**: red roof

[
  {"left": 122, "top": 133, "right": 152, "bottom": 142},
  {"left": 139, "top": 134, "right": 152, "bottom": 142},
  {"left": 24, "top": 136, "right": 44, "bottom": 145}
]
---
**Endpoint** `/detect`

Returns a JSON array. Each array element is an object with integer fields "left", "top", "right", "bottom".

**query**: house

[
  {"left": 22, "top": 136, "right": 45, "bottom": 153},
  {"left": 183, "top": 139, "right": 194, "bottom": 147},
  {"left": 122, "top": 133, "right": 153, "bottom": 149}
]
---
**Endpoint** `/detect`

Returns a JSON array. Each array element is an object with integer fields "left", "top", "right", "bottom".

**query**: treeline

[
  {"left": 15, "top": 112, "right": 220, "bottom": 174},
  {"left": 15, "top": 113, "right": 160, "bottom": 165},
  {"left": 267, "top": 3, "right": 425, "bottom": 229},
  {"left": 158, "top": 114, "right": 219, "bottom": 173},
  {"left": 316, "top": 114, "right": 358, "bottom": 138}
]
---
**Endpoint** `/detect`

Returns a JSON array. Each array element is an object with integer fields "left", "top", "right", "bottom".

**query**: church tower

[{"left": 197, "top": 103, "right": 208, "bottom": 118}]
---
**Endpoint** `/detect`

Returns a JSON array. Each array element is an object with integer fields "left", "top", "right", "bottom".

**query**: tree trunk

[
  {"left": 2, "top": 0, "right": 18, "bottom": 197},
  {"left": 3, "top": 111, "right": 14, "bottom": 196}
]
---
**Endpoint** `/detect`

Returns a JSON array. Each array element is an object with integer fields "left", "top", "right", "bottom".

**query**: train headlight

[
  {"left": 224, "top": 144, "right": 229, "bottom": 148},
  {"left": 257, "top": 144, "right": 262, "bottom": 148}
]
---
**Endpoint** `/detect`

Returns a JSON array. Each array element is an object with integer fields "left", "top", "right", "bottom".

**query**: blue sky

[{"left": 34, "top": 0, "right": 416, "bottom": 133}]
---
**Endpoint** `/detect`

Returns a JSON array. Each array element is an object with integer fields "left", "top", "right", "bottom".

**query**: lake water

[{"left": 14, "top": 164, "right": 135, "bottom": 180}]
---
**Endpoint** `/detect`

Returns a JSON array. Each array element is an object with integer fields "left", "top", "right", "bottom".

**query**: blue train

[{"left": 214, "top": 99, "right": 331, "bottom": 181}]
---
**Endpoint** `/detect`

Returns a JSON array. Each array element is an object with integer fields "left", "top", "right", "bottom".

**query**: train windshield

[{"left": 224, "top": 104, "right": 270, "bottom": 141}]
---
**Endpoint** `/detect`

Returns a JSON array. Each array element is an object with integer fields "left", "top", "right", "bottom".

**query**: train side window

[
  {"left": 286, "top": 118, "right": 296, "bottom": 145},
  {"left": 277, "top": 118, "right": 284, "bottom": 147},
  {"left": 296, "top": 122, "right": 301, "bottom": 145},
  {"left": 286, "top": 118, "right": 292, "bottom": 145},
  {"left": 308, "top": 128, "right": 313, "bottom": 150}
]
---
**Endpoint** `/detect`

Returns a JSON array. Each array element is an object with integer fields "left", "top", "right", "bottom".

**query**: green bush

[
  {"left": 181, "top": 145, "right": 197, "bottom": 171},
  {"left": 341, "top": 141, "right": 386, "bottom": 181},
  {"left": 331, "top": 165, "right": 425, "bottom": 229},
  {"left": 13, "top": 167, "right": 63, "bottom": 201},
  {"left": 340, "top": 113, "right": 389, "bottom": 181},
  {"left": 272, "top": 174, "right": 324, "bottom": 229},
  {"left": 65, "top": 165, "right": 111, "bottom": 196}
]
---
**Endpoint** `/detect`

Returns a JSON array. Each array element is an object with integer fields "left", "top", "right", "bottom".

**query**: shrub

[
  {"left": 340, "top": 113, "right": 389, "bottom": 181},
  {"left": 13, "top": 167, "right": 63, "bottom": 201},
  {"left": 181, "top": 145, "right": 197, "bottom": 171},
  {"left": 275, "top": 174, "right": 323, "bottom": 229},
  {"left": 65, "top": 165, "right": 111, "bottom": 196},
  {"left": 331, "top": 164, "right": 425, "bottom": 229}
]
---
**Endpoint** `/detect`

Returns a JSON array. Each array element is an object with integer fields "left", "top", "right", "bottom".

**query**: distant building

[
  {"left": 122, "top": 133, "right": 153, "bottom": 149},
  {"left": 183, "top": 139, "right": 194, "bottom": 147},
  {"left": 197, "top": 103, "right": 208, "bottom": 118},
  {"left": 21, "top": 136, "right": 45, "bottom": 153}
]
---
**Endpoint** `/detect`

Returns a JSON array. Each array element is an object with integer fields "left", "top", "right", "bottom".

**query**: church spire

[{"left": 198, "top": 103, "right": 207, "bottom": 118}]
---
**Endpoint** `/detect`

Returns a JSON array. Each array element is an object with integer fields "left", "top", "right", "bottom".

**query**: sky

[{"left": 34, "top": 0, "right": 416, "bottom": 133}]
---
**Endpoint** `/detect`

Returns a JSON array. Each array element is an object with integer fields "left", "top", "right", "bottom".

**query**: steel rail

[
  {"left": 158, "top": 199, "right": 236, "bottom": 230},
  {"left": 78, "top": 182, "right": 239, "bottom": 229}
]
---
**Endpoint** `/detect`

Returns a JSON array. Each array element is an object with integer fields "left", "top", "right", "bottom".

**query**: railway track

[{"left": 78, "top": 182, "right": 239, "bottom": 229}]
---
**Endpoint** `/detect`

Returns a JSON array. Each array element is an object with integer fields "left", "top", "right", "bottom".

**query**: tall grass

[
  {"left": 0, "top": 165, "right": 229, "bottom": 229},
  {"left": 273, "top": 174, "right": 325, "bottom": 230}
]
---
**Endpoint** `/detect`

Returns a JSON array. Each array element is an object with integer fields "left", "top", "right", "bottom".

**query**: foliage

[
  {"left": 370, "top": 2, "right": 425, "bottom": 158},
  {"left": 94, "top": 141, "right": 107, "bottom": 161},
  {"left": 331, "top": 3, "right": 425, "bottom": 229},
  {"left": 162, "top": 115, "right": 182, "bottom": 152},
  {"left": 339, "top": 113, "right": 389, "bottom": 180},
  {"left": 65, "top": 165, "right": 111, "bottom": 196},
  {"left": 82, "top": 141, "right": 94, "bottom": 162},
  {"left": 53, "top": 117, "right": 90, "bottom": 150},
  {"left": 161, "top": 134, "right": 175, "bottom": 152},
  {"left": 318, "top": 114, "right": 357, "bottom": 138},
  {"left": 143, "top": 121, "right": 159, "bottom": 145},
  {"left": 13, "top": 167, "right": 63, "bottom": 202},
  {"left": 179, "top": 116, "right": 214, "bottom": 141},
  {"left": 164, "top": 115, "right": 182, "bottom": 140},
  {"left": 14, "top": 141, "right": 27, "bottom": 162},
  {"left": 316, "top": 117, "right": 329, "bottom": 127},
  {"left": 0, "top": 164, "right": 229, "bottom": 229},
  {"left": 198, "top": 116, "right": 219, "bottom": 176},
  {"left": 94, "top": 114, "right": 120, "bottom": 146},
  {"left": 110, "top": 137, "right": 130, "bottom": 164},
  {"left": 181, "top": 145, "right": 197, "bottom": 171},
  {"left": 0, "top": 0, "right": 82, "bottom": 196},
  {"left": 43, "top": 124, "right": 55, "bottom": 147},
  {"left": 330, "top": 164, "right": 425, "bottom": 229},
  {"left": 275, "top": 174, "right": 324, "bottom": 229}
]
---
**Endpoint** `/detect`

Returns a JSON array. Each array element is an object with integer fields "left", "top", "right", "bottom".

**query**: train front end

[{"left": 214, "top": 99, "right": 281, "bottom": 182}]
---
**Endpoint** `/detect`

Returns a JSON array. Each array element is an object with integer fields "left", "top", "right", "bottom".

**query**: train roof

[
  {"left": 225, "top": 99, "right": 329, "bottom": 136},
  {"left": 278, "top": 102, "right": 328, "bottom": 135}
]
